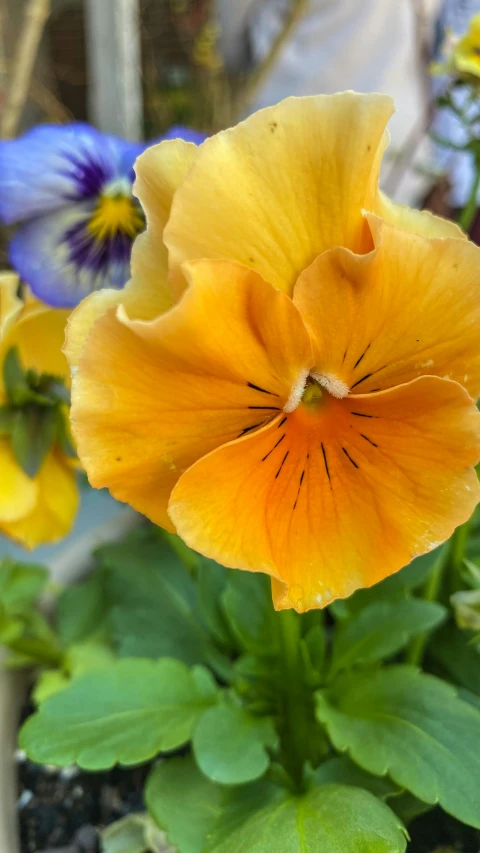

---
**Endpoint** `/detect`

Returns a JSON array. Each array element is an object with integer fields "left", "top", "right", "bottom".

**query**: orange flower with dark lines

[{"left": 68, "top": 93, "right": 480, "bottom": 611}]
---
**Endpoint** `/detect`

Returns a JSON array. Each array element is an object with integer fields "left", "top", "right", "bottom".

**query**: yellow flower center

[
  {"left": 88, "top": 193, "right": 144, "bottom": 242},
  {"left": 301, "top": 378, "right": 324, "bottom": 409}
]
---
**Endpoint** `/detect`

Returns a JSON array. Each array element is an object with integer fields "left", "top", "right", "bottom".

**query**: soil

[
  {"left": 17, "top": 754, "right": 151, "bottom": 853},
  {"left": 17, "top": 753, "right": 480, "bottom": 853}
]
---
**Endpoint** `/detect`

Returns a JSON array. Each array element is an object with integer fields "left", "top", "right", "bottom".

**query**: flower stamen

[
  {"left": 283, "top": 368, "right": 310, "bottom": 413},
  {"left": 312, "top": 372, "right": 349, "bottom": 399}
]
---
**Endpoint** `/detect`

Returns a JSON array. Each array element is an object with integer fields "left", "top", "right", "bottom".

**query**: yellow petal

[
  {"left": 71, "top": 259, "right": 312, "bottom": 529},
  {"left": 375, "top": 190, "right": 466, "bottom": 240},
  {"left": 169, "top": 377, "right": 480, "bottom": 611},
  {"left": 294, "top": 218, "right": 480, "bottom": 399},
  {"left": 0, "top": 272, "right": 22, "bottom": 340},
  {"left": 1, "top": 299, "right": 70, "bottom": 385},
  {"left": 0, "top": 451, "right": 78, "bottom": 549},
  {"left": 0, "top": 439, "right": 38, "bottom": 523},
  {"left": 65, "top": 139, "right": 199, "bottom": 368},
  {"left": 165, "top": 92, "right": 394, "bottom": 297}
]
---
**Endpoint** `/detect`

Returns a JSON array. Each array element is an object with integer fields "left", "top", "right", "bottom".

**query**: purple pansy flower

[{"left": 0, "top": 123, "right": 205, "bottom": 307}]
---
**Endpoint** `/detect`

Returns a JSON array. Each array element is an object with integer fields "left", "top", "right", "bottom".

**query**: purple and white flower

[{"left": 0, "top": 123, "right": 205, "bottom": 307}]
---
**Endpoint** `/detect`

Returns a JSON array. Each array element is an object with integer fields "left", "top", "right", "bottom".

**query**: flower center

[
  {"left": 88, "top": 192, "right": 144, "bottom": 242},
  {"left": 284, "top": 371, "right": 349, "bottom": 414},
  {"left": 311, "top": 372, "right": 349, "bottom": 399}
]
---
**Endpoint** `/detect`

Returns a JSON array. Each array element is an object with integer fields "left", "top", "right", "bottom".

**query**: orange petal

[
  {"left": 165, "top": 93, "right": 394, "bottom": 298},
  {"left": 169, "top": 377, "right": 480, "bottom": 612},
  {"left": 294, "top": 219, "right": 480, "bottom": 399},
  {"left": 71, "top": 260, "right": 312, "bottom": 530},
  {"left": 0, "top": 451, "right": 78, "bottom": 549},
  {"left": 65, "top": 139, "right": 198, "bottom": 368}
]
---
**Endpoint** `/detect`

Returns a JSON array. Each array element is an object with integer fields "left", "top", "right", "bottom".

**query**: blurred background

[{"left": 1, "top": 0, "right": 479, "bottom": 210}]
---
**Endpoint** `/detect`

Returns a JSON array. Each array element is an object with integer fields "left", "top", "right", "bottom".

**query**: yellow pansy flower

[
  {"left": 433, "top": 14, "right": 480, "bottom": 81},
  {"left": 0, "top": 274, "right": 79, "bottom": 549},
  {"left": 68, "top": 93, "right": 480, "bottom": 611}
]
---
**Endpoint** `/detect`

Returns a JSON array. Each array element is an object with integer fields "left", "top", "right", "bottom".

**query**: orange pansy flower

[{"left": 69, "top": 93, "right": 480, "bottom": 611}]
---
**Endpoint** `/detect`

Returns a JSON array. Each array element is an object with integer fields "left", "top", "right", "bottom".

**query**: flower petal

[
  {"left": 0, "top": 439, "right": 38, "bottom": 523},
  {"left": 0, "top": 123, "right": 137, "bottom": 224},
  {"left": 164, "top": 92, "right": 394, "bottom": 297},
  {"left": 169, "top": 377, "right": 480, "bottom": 611},
  {"left": 9, "top": 202, "right": 133, "bottom": 308},
  {"left": 0, "top": 451, "right": 79, "bottom": 549},
  {"left": 65, "top": 139, "right": 199, "bottom": 367},
  {"left": 294, "top": 219, "right": 480, "bottom": 399},
  {"left": 71, "top": 259, "right": 312, "bottom": 530},
  {"left": 1, "top": 297, "right": 70, "bottom": 386},
  {"left": 376, "top": 190, "right": 467, "bottom": 240},
  {"left": 0, "top": 271, "right": 22, "bottom": 339}
]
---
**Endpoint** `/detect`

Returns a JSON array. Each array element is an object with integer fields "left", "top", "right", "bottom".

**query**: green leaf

[
  {"left": 312, "top": 756, "right": 430, "bottom": 826},
  {"left": 3, "top": 346, "right": 30, "bottom": 404},
  {"left": 221, "top": 573, "right": 279, "bottom": 656},
  {"left": 99, "top": 538, "right": 210, "bottom": 665},
  {"left": 54, "top": 407, "right": 76, "bottom": 458},
  {"left": 102, "top": 814, "right": 171, "bottom": 853},
  {"left": 11, "top": 405, "right": 55, "bottom": 477},
  {"left": 332, "top": 548, "right": 442, "bottom": 619},
  {"left": 330, "top": 600, "right": 446, "bottom": 676},
  {"left": 386, "top": 791, "right": 432, "bottom": 826},
  {"left": 146, "top": 756, "right": 225, "bottom": 853},
  {"left": 196, "top": 557, "right": 234, "bottom": 649},
  {"left": 20, "top": 658, "right": 218, "bottom": 770},
  {"left": 0, "top": 558, "right": 48, "bottom": 614},
  {"left": 205, "top": 781, "right": 407, "bottom": 853},
  {"left": 56, "top": 569, "right": 109, "bottom": 645},
  {"left": 431, "top": 623, "right": 480, "bottom": 695},
  {"left": 33, "top": 670, "right": 70, "bottom": 704},
  {"left": 313, "top": 756, "right": 398, "bottom": 800},
  {"left": 193, "top": 703, "right": 277, "bottom": 784},
  {"left": 316, "top": 665, "right": 480, "bottom": 828},
  {"left": 451, "top": 589, "right": 480, "bottom": 632},
  {"left": 0, "top": 405, "right": 14, "bottom": 435}
]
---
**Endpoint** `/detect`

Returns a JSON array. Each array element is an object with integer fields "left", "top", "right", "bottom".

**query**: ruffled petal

[
  {"left": 0, "top": 123, "right": 138, "bottom": 224},
  {"left": 64, "top": 138, "right": 200, "bottom": 367},
  {"left": 164, "top": 92, "right": 394, "bottom": 297},
  {"left": 293, "top": 218, "right": 480, "bottom": 399},
  {"left": 0, "top": 439, "right": 38, "bottom": 523},
  {"left": 9, "top": 202, "right": 133, "bottom": 308},
  {"left": 0, "top": 451, "right": 79, "bottom": 549},
  {"left": 375, "top": 190, "right": 467, "bottom": 240},
  {"left": 169, "top": 377, "right": 480, "bottom": 611},
  {"left": 71, "top": 259, "right": 312, "bottom": 529}
]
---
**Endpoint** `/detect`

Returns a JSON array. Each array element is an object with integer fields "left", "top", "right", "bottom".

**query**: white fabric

[{"left": 216, "top": 0, "right": 442, "bottom": 203}]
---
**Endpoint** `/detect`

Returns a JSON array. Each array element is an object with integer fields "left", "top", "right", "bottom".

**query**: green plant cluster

[
  {"left": 0, "top": 346, "right": 74, "bottom": 477},
  {"left": 3, "top": 523, "right": 480, "bottom": 853}
]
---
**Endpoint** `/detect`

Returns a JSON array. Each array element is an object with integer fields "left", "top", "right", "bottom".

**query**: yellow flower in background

[
  {"left": 68, "top": 93, "right": 480, "bottom": 611},
  {"left": 0, "top": 274, "right": 79, "bottom": 549},
  {"left": 432, "top": 14, "right": 480, "bottom": 81}
]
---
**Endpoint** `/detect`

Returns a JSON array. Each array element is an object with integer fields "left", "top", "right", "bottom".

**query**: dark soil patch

[
  {"left": 17, "top": 754, "right": 151, "bottom": 853},
  {"left": 407, "top": 808, "right": 480, "bottom": 853}
]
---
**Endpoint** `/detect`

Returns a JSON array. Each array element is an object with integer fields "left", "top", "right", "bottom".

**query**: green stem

[
  {"left": 277, "top": 610, "right": 308, "bottom": 790},
  {"left": 406, "top": 547, "right": 449, "bottom": 667},
  {"left": 457, "top": 157, "right": 480, "bottom": 233},
  {"left": 448, "top": 517, "right": 472, "bottom": 595},
  {"left": 406, "top": 520, "right": 471, "bottom": 666}
]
